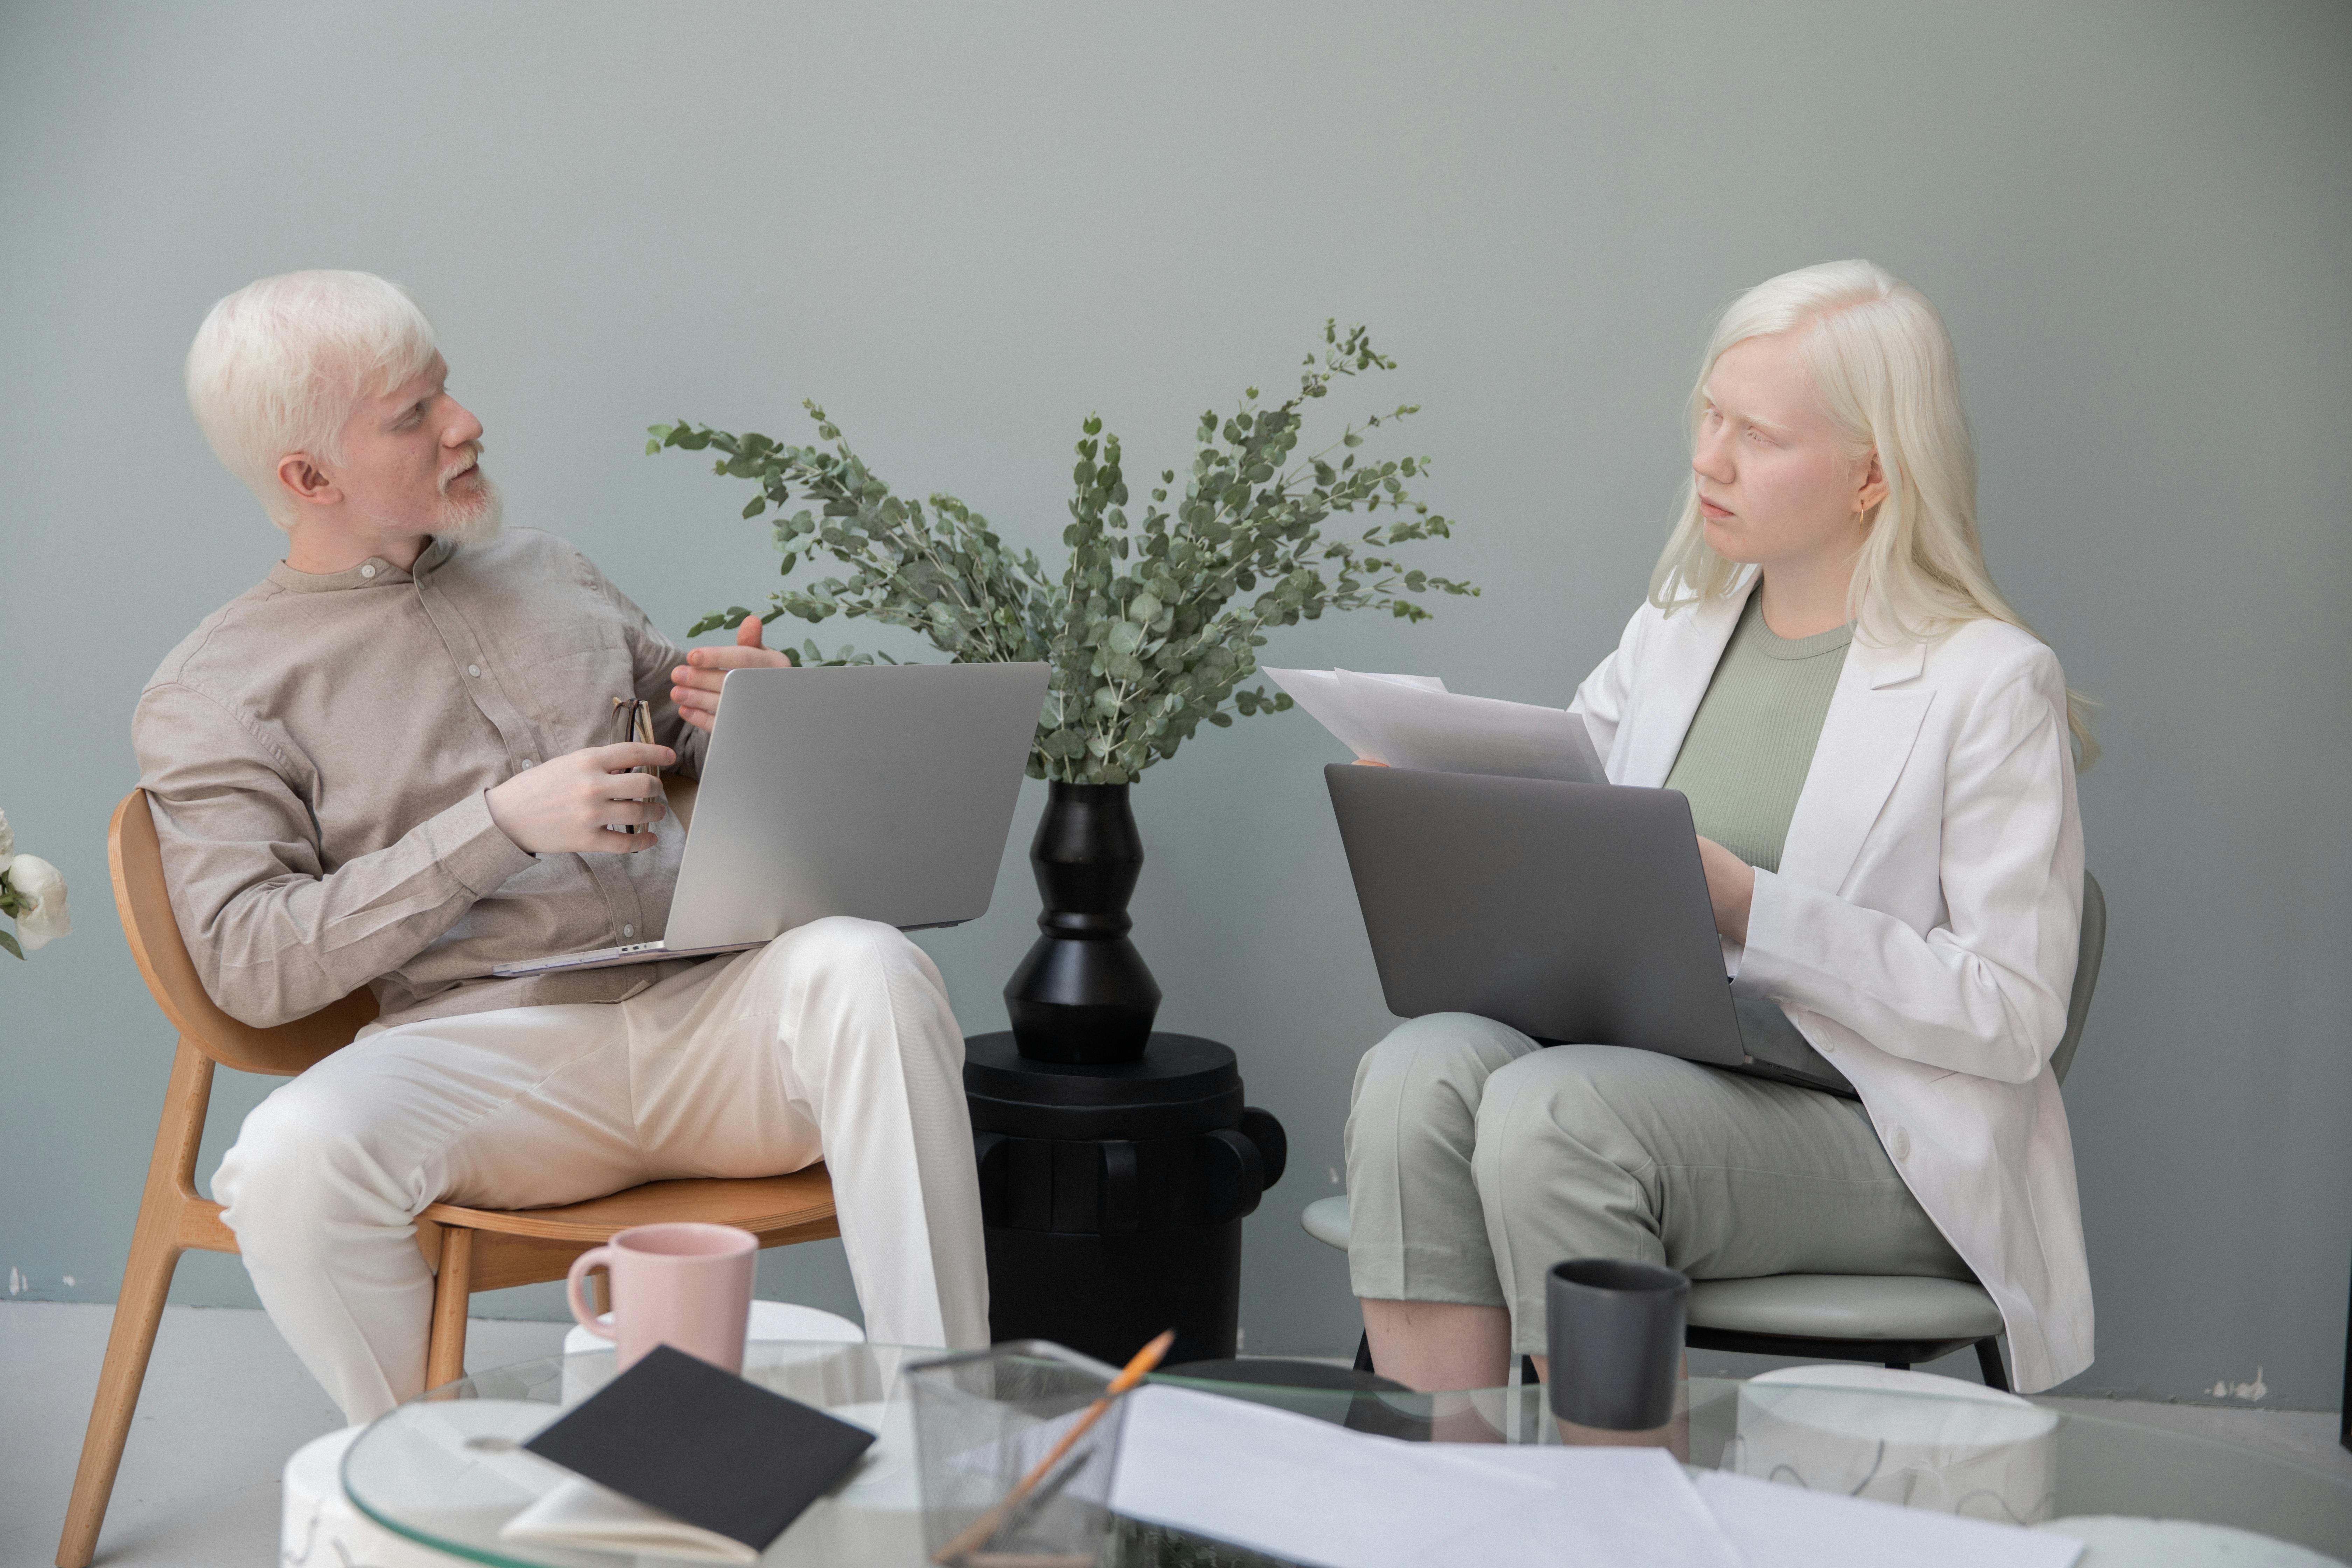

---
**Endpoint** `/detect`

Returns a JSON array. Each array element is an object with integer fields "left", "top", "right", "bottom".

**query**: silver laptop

[
  {"left": 1323, "top": 763, "right": 1855, "bottom": 1097},
  {"left": 495, "top": 662, "right": 1049, "bottom": 978}
]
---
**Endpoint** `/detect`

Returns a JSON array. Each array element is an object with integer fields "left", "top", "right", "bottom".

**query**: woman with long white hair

[{"left": 1345, "top": 260, "right": 2095, "bottom": 1396}]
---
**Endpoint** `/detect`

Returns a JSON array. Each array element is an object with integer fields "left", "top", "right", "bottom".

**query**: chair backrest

[
  {"left": 110, "top": 790, "right": 376, "bottom": 1078},
  {"left": 2048, "top": 870, "right": 2106, "bottom": 1087}
]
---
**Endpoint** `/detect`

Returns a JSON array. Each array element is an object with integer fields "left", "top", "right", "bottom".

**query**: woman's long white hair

[{"left": 1648, "top": 259, "right": 2096, "bottom": 765}]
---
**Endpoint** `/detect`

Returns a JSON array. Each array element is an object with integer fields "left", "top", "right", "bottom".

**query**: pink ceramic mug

[{"left": 566, "top": 1222, "right": 757, "bottom": 1373}]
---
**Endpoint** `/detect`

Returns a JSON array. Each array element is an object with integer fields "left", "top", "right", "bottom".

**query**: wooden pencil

[{"left": 933, "top": 1329, "right": 1176, "bottom": 1566}]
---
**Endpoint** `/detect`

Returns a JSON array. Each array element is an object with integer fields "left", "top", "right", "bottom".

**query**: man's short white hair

[{"left": 185, "top": 271, "right": 439, "bottom": 531}]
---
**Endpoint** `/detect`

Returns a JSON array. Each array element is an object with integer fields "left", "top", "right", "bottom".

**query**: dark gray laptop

[{"left": 1324, "top": 764, "right": 1855, "bottom": 1097}]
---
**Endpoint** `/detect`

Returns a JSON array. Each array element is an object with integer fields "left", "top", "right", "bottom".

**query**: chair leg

[
  {"left": 57, "top": 1227, "right": 186, "bottom": 1568},
  {"left": 57, "top": 1040, "right": 217, "bottom": 1568},
  {"left": 1975, "top": 1337, "right": 2011, "bottom": 1392},
  {"left": 424, "top": 1227, "right": 473, "bottom": 1392}
]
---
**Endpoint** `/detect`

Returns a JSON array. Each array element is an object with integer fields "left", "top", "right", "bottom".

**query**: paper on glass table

[
  {"left": 1262, "top": 668, "right": 1605, "bottom": 782},
  {"left": 1695, "top": 1470, "right": 2084, "bottom": 1568},
  {"left": 501, "top": 1474, "right": 756, "bottom": 1564},
  {"left": 1110, "top": 1385, "right": 1743, "bottom": 1568},
  {"left": 1420, "top": 1445, "right": 1744, "bottom": 1567}
]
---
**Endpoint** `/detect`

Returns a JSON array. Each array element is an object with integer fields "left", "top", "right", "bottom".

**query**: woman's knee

[
  {"left": 1349, "top": 1013, "right": 1538, "bottom": 1167},
  {"left": 1473, "top": 1045, "right": 1666, "bottom": 1186},
  {"left": 1355, "top": 1013, "right": 1535, "bottom": 1103}
]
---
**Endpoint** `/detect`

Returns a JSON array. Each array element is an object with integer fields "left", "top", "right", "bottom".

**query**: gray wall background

[{"left": 2, "top": 2, "right": 2346, "bottom": 1406}]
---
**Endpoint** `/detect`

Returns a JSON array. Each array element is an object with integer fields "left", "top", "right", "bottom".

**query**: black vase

[{"left": 1003, "top": 782, "right": 1163, "bottom": 1063}]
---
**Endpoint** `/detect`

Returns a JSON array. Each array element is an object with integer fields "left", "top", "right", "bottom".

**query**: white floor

[
  {"left": 2, "top": 1301, "right": 567, "bottom": 1568},
  {"left": 5, "top": 1300, "right": 2347, "bottom": 1568}
]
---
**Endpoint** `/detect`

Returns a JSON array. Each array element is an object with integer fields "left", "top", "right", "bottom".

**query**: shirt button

[
  {"left": 1888, "top": 1127, "right": 1911, "bottom": 1163},
  {"left": 359, "top": 563, "right": 378, "bottom": 579},
  {"left": 521, "top": 758, "right": 536, "bottom": 768},
  {"left": 622, "top": 924, "right": 636, "bottom": 939},
  {"left": 467, "top": 664, "right": 481, "bottom": 678}
]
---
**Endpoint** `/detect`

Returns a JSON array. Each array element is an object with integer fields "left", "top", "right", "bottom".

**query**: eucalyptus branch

[{"left": 652, "top": 321, "right": 1477, "bottom": 784}]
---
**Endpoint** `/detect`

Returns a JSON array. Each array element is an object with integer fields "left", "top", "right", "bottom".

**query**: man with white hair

[{"left": 137, "top": 270, "right": 988, "bottom": 1422}]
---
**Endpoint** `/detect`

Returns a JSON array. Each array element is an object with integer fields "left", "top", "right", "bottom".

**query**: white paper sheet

[
  {"left": 1259, "top": 668, "right": 1445, "bottom": 762},
  {"left": 1262, "top": 667, "right": 1605, "bottom": 783},
  {"left": 1425, "top": 1445, "right": 1746, "bottom": 1568},
  {"left": 1695, "top": 1470, "right": 2085, "bottom": 1568},
  {"left": 500, "top": 1474, "right": 757, "bottom": 1563},
  {"left": 1109, "top": 1386, "right": 1742, "bottom": 1568}
]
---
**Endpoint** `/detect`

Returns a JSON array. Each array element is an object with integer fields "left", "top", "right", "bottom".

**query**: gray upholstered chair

[{"left": 1302, "top": 871, "right": 2107, "bottom": 1392}]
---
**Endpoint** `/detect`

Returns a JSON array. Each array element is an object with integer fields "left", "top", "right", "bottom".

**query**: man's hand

[
  {"left": 672, "top": 614, "right": 794, "bottom": 734},
  {"left": 1696, "top": 835, "right": 1756, "bottom": 945},
  {"left": 485, "top": 743, "right": 675, "bottom": 855}
]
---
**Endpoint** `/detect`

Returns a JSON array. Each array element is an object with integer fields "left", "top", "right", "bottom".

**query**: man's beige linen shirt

[{"left": 134, "top": 528, "right": 711, "bottom": 1030}]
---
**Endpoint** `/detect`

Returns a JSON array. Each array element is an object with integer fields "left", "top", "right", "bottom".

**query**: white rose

[
  {"left": 0, "top": 808, "right": 13, "bottom": 860},
  {"left": 7, "top": 854, "right": 71, "bottom": 949}
]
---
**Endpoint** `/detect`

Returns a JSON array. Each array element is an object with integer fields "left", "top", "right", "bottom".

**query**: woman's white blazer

[{"left": 1570, "top": 583, "right": 2093, "bottom": 1392}]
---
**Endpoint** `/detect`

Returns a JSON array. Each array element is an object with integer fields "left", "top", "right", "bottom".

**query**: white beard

[{"left": 432, "top": 471, "right": 504, "bottom": 550}]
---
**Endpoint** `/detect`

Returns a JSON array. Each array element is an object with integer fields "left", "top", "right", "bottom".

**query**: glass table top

[{"left": 343, "top": 1342, "right": 2352, "bottom": 1567}]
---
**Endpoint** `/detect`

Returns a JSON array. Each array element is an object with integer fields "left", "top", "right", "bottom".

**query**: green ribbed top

[{"left": 1664, "top": 594, "right": 1851, "bottom": 874}]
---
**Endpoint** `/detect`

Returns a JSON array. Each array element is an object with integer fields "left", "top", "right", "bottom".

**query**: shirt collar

[
  {"left": 265, "top": 536, "right": 457, "bottom": 594},
  {"left": 266, "top": 556, "right": 412, "bottom": 593}
]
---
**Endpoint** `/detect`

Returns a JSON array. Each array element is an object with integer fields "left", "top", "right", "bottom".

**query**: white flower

[
  {"left": 0, "top": 809, "right": 13, "bottom": 860},
  {"left": 7, "top": 854, "right": 71, "bottom": 949}
]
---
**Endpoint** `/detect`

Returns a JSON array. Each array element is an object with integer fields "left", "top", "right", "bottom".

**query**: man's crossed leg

[{"left": 214, "top": 916, "right": 988, "bottom": 1423}]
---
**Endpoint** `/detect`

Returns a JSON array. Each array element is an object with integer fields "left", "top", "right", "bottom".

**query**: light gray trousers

[{"left": 1344, "top": 1013, "right": 1970, "bottom": 1356}]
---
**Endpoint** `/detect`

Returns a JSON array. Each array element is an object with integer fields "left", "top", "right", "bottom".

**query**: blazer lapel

[
  {"left": 1778, "top": 637, "right": 1933, "bottom": 895},
  {"left": 1614, "top": 585, "right": 1752, "bottom": 787}
]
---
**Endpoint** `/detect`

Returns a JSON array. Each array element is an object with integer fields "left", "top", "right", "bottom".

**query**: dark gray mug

[{"left": 1545, "top": 1259, "right": 1689, "bottom": 1430}]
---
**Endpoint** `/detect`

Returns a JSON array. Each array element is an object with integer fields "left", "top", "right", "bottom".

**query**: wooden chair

[{"left": 59, "top": 786, "right": 839, "bottom": 1568}]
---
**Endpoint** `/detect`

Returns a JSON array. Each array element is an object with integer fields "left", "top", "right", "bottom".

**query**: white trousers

[{"left": 212, "top": 917, "right": 989, "bottom": 1423}]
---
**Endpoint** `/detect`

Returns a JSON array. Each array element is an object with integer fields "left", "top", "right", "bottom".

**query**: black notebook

[{"left": 520, "top": 1345, "right": 878, "bottom": 1556}]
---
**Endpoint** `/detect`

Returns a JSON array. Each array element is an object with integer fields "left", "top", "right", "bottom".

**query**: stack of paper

[
  {"left": 1262, "top": 668, "right": 1605, "bottom": 783},
  {"left": 1108, "top": 1385, "right": 2084, "bottom": 1568}
]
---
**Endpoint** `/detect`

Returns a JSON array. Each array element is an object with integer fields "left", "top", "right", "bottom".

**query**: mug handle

[{"left": 566, "top": 1245, "right": 618, "bottom": 1340}]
